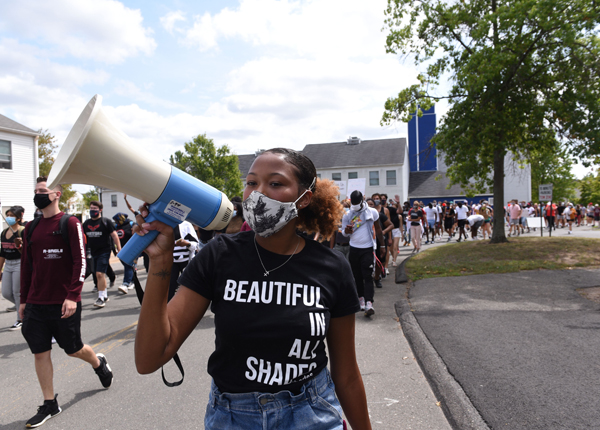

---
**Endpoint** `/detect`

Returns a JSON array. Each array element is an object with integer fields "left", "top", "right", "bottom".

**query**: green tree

[
  {"left": 529, "top": 144, "right": 577, "bottom": 203},
  {"left": 37, "top": 129, "right": 76, "bottom": 212},
  {"left": 82, "top": 189, "right": 100, "bottom": 208},
  {"left": 382, "top": 0, "right": 600, "bottom": 242},
  {"left": 578, "top": 173, "right": 600, "bottom": 206},
  {"left": 169, "top": 134, "right": 243, "bottom": 199}
]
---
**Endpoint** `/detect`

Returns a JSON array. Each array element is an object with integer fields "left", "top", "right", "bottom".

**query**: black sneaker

[
  {"left": 375, "top": 280, "right": 383, "bottom": 288},
  {"left": 9, "top": 321, "right": 22, "bottom": 330},
  {"left": 93, "top": 297, "right": 107, "bottom": 308},
  {"left": 94, "top": 353, "right": 113, "bottom": 388},
  {"left": 26, "top": 394, "right": 61, "bottom": 428}
]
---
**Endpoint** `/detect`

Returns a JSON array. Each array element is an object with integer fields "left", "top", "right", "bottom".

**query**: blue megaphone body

[{"left": 48, "top": 95, "right": 233, "bottom": 266}]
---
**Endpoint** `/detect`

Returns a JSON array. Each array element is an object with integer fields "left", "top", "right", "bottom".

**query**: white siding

[
  {"left": 99, "top": 189, "right": 144, "bottom": 221},
  {"left": 0, "top": 130, "right": 37, "bottom": 227},
  {"left": 317, "top": 164, "right": 405, "bottom": 200},
  {"left": 503, "top": 154, "right": 532, "bottom": 203}
]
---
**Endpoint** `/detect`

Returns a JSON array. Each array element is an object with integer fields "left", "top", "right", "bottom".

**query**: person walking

[
  {"left": 113, "top": 212, "right": 135, "bottom": 294},
  {"left": 408, "top": 202, "right": 424, "bottom": 252},
  {"left": 83, "top": 201, "right": 121, "bottom": 307},
  {"left": 343, "top": 191, "right": 385, "bottom": 316},
  {"left": 1, "top": 206, "right": 25, "bottom": 329},
  {"left": 455, "top": 201, "right": 469, "bottom": 242},
  {"left": 20, "top": 177, "right": 113, "bottom": 428},
  {"left": 168, "top": 220, "right": 198, "bottom": 301},
  {"left": 134, "top": 148, "right": 372, "bottom": 429}
]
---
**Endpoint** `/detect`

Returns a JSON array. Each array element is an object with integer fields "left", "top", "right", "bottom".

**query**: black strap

[{"left": 132, "top": 271, "right": 184, "bottom": 387}]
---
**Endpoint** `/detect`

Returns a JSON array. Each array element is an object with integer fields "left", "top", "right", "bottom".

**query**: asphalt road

[
  {"left": 408, "top": 230, "right": 600, "bottom": 429},
  {"left": 0, "top": 254, "right": 449, "bottom": 429}
]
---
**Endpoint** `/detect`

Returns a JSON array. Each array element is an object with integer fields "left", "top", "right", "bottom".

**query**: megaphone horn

[{"left": 49, "top": 95, "right": 233, "bottom": 265}]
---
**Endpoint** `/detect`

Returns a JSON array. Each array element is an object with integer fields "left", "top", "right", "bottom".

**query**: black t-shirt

[
  {"left": 178, "top": 231, "right": 360, "bottom": 394},
  {"left": 115, "top": 222, "right": 133, "bottom": 247},
  {"left": 410, "top": 209, "right": 423, "bottom": 225},
  {"left": 83, "top": 217, "right": 115, "bottom": 257},
  {"left": 0, "top": 227, "right": 24, "bottom": 260},
  {"left": 388, "top": 206, "right": 400, "bottom": 229},
  {"left": 557, "top": 205, "right": 566, "bottom": 215}
]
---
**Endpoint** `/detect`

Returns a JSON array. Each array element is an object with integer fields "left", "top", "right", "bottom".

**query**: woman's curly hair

[{"left": 262, "top": 148, "right": 344, "bottom": 239}]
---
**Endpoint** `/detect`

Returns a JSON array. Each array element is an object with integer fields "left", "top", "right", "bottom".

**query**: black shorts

[
  {"left": 444, "top": 219, "right": 454, "bottom": 229},
  {"left": 22, "top": 302, "right": 84, "bottom": 355},
  {"left": 457, "top": 219, "right": 467, "bottom": 228}
]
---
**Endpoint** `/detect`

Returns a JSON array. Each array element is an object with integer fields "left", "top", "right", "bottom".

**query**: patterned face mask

[{"left": 243, "top": 178, "right": 315, "bottom": 238}]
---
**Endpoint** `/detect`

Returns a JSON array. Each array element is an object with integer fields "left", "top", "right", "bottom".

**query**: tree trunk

[{"left": 491, "top": 148, "right": 509, "bottom": 243}]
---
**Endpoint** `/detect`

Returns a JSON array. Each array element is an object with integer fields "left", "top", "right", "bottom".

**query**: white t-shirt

[
  {"left": 341, "top": 206, "right": 379, "bottom": 249},
  {"left": 467, "top": 214, "right": 484, "bottom": 226},
  {"left": 424, "top": 207, "right": 437, "bottom": 221},
  {"left": 456, "top": 206, "right": 469, "bottom": 220},
  {"left": 528, "top": 207, "right": 536, "bottom": 217}
]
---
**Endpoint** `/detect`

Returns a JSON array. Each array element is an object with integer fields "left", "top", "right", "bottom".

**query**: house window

[
  {"left": 386, "top": 170, "right": 397, "bottom": 185},
  {"left": 369, "top": 171, "right": 379, "bottom": 186},
  {"left": 317, "top": 173, "right": 321, "bottom": 179},
  {"left": 348, "top": 172, "right": 358, "bottom": 179},
  {"left": 111, "top": 194, "right": 118, "bottom": 207},
  {"left": 332, "top": 173, "right": 341, "bottom": 181},
  {"left": 0, "top": 140, "right": 11, "bottom": 169}
]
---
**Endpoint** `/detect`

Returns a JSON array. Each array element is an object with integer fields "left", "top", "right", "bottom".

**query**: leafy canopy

[
  {"left": 382, "top": 0, "right": 600, "bottom": 241},
  {"left": 38, "top": 130, "right": 76, "bottom": 212},
  {"left": 169, "top": 133, "right": 243, "bottom": 199}
]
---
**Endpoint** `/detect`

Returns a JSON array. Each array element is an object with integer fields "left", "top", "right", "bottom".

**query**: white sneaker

[
  {"left": 365, "top": 301, "right": 375, "bottom": 317},
  {"left": 385, "top": 268, "right": 390, "bottom": 276},
  {"left": 118, "top": 285, "right": 129, "bottom": 295},
  {"left": 128, "top": 284, "right": 136, "bottom": 290},
  {"left": 359, "top": 297, "right": 365, "bottom": 311}
]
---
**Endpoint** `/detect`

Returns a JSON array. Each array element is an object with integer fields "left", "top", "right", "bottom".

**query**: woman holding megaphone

[{"left": 134, "top": 148, "right": 372, "bottom": 430}]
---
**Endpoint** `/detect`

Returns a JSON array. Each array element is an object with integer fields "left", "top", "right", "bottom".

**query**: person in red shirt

[{"left": 19, "top": 177, "right": 114, "bottom": 428}]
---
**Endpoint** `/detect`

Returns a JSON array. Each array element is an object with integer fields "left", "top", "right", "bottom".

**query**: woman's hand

[{"left": 132, "top": 204, "right": 175, "bottom": 261}]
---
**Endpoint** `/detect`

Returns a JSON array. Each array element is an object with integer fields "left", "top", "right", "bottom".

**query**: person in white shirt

[
  {"left": 564, "top": 203, "right": 575, "bottom": 234},
  {"left": 467, "top": 214, "right": 484, "bottom": 240},
  {"left": 342, "top": 191, "right": 385, "bottom": 317},
  {"left": 169, "top": 220, "right": 199, "bottom": 301},
  {"left": 455, "top": 201, "right": 470, "bottom": 242},
  {"left": 423, "top": 203, "right": 438, "bottom": 244}
]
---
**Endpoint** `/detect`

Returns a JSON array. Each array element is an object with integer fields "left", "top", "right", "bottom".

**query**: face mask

[
  {"left": 5, "top": 216, "right": 16, "bottom": 226},
  {"left": 381, "top": 199, "right": 387, "bottom": 206},
  {"left": 34, "top": 193, "right": 54, "bottom": 209},
  {"left": 90, "top": 210, "right": 100, "bottom": 218},
  {"left": 243, "top": 178, "right": 315, "bottom": 238},
  {"left": 232, "top": 210, "right": 238, "bottom": 217},
  {"left": 350, "top": 203, "right": 363, "bottom": 212},
  {"left": 374, "top": 199, "right": 381, "bottom": 206}
]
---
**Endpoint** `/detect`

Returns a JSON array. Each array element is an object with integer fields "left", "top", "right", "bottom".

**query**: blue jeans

[
  {"left": 121, "top": 261, "right": 134, "bottom": 286},
  {"left": 205, "top": 368, "right": 344, "bottom": 430}
]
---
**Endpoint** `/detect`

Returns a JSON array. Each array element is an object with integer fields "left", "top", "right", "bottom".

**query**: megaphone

[{"left": 48, "top": 95, "right": 233, "bottom": 265}]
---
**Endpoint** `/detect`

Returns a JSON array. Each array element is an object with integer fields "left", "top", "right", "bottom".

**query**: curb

[{"left": 395, "top": 298, "right": 489, "bottom": 430}]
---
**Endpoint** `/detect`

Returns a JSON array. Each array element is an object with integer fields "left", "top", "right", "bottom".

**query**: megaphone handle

[{"left": 118, "top": 213, "right": 161, "bottom": 266}]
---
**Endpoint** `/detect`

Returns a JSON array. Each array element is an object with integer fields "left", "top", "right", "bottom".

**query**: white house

[
  {"left": 98, "top": 188, "right": 145, "bottom": 222},
  {"left": 0, "top": 114, "right": 39, "bottom": 227}
]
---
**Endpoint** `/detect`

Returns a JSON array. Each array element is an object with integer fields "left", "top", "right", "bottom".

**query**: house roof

[
  {"left": 236, "top": 137, "right": 407, "bottom": 177},
  {"left": 408, "top": 171, "right": 489, "bottom": 198},
  {"left": 237, "top": 153, "right": 257, "bottom": 178},
  {"left": 0, "top": 113, "right": 38, "bottom": 136},
  {"left": 302, "top": 138, "right": 407, "bottom": 169}
]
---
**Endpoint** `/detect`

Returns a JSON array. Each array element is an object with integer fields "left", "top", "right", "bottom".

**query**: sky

[{"left": 0, "top": 0, "right": 590, "bottom": 193}]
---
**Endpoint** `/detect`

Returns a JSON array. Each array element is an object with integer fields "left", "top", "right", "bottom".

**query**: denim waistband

[{"left": 210, "top": 367, "right": 332, "bottom": 412}]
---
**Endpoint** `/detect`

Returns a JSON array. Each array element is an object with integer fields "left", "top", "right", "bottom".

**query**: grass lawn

[{"left": 405, "top": 237, "right": 600, "bottom": 281}]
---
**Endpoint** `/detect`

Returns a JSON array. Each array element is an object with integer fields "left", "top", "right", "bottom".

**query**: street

[{"left": 0, "top": 253, "right": 449, "bottom": 429}]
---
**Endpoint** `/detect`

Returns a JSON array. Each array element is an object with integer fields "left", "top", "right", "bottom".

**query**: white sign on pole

[
  {"left": 333, "top": 181, "right": 347, "bottom": 200},
  {"left": 347, "top": 178, "right": 366, "bottom": 199},
  {"left": 539, "top": 184, "right": 553, "bottom": 202}
]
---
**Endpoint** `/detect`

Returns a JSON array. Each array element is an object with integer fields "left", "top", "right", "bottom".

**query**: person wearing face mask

[
  {"left": 19, "top": 177, "right": 113, "bottom": 428},
  {"left": 223, "top": 198, "right": 244, "bottom": 234},
  {"left": 134, "top": 148, "right": 372, "bottom": 430},
  {"left": 342, "top": 191, "right": 385, "bottom": 316},
  {"left": 82, "top": 201, "right": 121, "bottom": 308},
  {"left": 1, "top": 206, "right": 25, "bottom": 329}
]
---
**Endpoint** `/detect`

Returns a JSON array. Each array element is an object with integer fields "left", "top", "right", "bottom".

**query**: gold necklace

[{"left": 254, "top": 236, "right": 301, "bottom": 277}]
